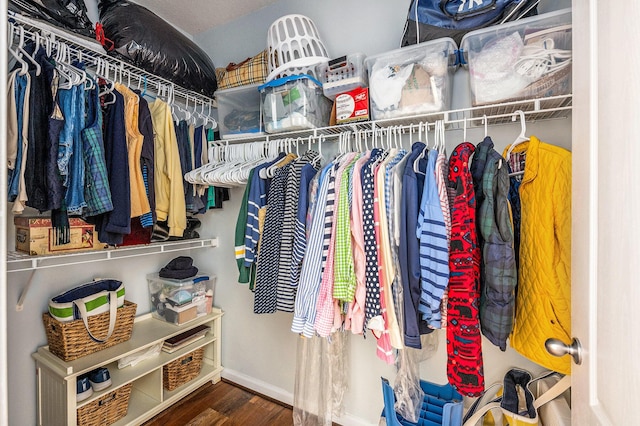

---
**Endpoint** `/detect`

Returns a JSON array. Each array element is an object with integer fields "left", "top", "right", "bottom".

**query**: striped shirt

[
  {"left": 290, "top": 161, "right": 321, "bottom": 287},
  {"left": 243, "top": 153, "right": 289, "bottom": 266},
  {"left": 254, "top": 161, "right": 295, "bottom": 314},
  {"left": 291, "top": 162, "right": 334, "bottom": 337},
  {"left": 434, "top": 149, "right": 451, "bottom": 326},
  {"left": 417, "top": 149, "right": 449, "bottom": 328},
  {"left": 277, "top": 151, "right": 319, "bottom": 312}
]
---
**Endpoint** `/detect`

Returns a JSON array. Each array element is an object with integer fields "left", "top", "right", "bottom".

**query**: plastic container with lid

[
  {"left": 259, "top": 74, "right": 332, "bottom": 133},
  {"left": 147, "top": 273, "right": 216, "bottom": 324},
  {"left": 365, "top": 37, "right": 458, "bottom": 121},
  {"left": 316, "top": 53, "right": 368, "bottom": 100},
  {"left": 215, "top": 83, "right": 263, "bottom": 139},
  {"left": 460, "top": 8, "right": 572, "bottom": 106}
]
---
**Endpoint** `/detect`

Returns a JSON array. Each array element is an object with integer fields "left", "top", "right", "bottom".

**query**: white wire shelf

[
  {"left": 10, "top": 238, "right": 219, "bottom": 311},
  {"left": 216, "top": 94, "right": 572, "bottom": 144},
  {"left": 8, "top": 238, "right": 218, "bottom": 273}
]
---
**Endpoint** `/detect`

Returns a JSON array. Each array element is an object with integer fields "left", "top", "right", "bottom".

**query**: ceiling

[{"left": 131, "top": 0, "right": 280, "bottom": 35}]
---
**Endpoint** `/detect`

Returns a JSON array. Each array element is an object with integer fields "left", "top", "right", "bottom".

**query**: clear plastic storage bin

[
  {"left": 365, "top": 37, "right": 458, "bottom": 120},
  {"left": 216, "top": 83, "right": 263, "bottom": 139},
  {"left": 147, "top": 273, "right": 216, "bottom": 324},
  {"left": 460, "top": 8, "right": 572, "bottom": 106},
  {"left": 316, "top": 53, "right": 368, "bottom": 100},
  {"left": 259, "top": 74, "right": 332, "bottom": 133}
]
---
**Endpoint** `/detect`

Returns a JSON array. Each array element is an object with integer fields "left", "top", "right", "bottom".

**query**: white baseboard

[{"left": 221, "top": 368, "right": 376, "bottom": 426}]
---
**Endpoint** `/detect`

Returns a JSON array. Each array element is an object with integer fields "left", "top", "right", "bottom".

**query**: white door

[{"left": 570, "top": 1, "right": 640, "bottom": 424}]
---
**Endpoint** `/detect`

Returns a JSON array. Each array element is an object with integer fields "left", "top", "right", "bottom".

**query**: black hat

[{"left": 159, "top": 256, "right": 198, "bottom": 279}]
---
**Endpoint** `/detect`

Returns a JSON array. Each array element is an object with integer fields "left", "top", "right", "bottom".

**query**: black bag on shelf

[
  {"left": 98, "top": 0, "right": 218, "bottom": 97},
  {"left": 9, "top": 0, "right": 95, "bottom": 38},
  {"left": 401, "top": 0, "right": 539, "bottom": 46}
]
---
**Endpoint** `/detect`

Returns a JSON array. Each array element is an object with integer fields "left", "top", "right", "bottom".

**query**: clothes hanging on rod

[
  {"left": 229, "top": 112, "right": 571, "bottom": 394},
  {"left": 6, "top": 20, "right": 227, "bottom": 247}
]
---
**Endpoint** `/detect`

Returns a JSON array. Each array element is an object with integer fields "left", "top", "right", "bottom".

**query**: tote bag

[
  {"left": 49, "top": 279, "right": 125, "bottom": 342},
  {"left": 401, "top": 0, "right": 539, "bottom": 46},
  {"left": 463, "top": 369, "right": 570, "bottom": 426}
]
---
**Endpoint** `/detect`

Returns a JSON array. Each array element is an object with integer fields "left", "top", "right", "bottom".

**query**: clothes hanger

[
  {"left": 16, "top": 26, "right": 41, "bottom": 76},
  {"left": 483, "top": 114, "right": 488, "bottom": 138},
  {"left": 505, "top": 110, "right": 529, "bottom": 160},
  {"left": 8, "top": 23, "right": 29, "bottom": 76},
  {"left": 97, "top": 60, "right": 117, "bottom": 105},
  {"left": 414, "top": 122, "right": 428, "bottom": 174},
  {"left": 505, "top": 110, "right": 529, "bottom": 176}
]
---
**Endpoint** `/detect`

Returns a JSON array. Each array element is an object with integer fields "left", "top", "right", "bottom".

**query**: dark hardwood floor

[{"left": 142, "top": 379, "right": 295, "bottom": 426}]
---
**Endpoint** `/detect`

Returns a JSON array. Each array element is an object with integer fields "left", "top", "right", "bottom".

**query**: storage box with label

[
  {"left": 365, "top": 37, "right": 458, "bottom": 120},
  {"left": 259, "top": 74, "right": 332, "bottom": 133},
  {"left": 216, "top": 83, "right": 264, "bottom": 139},
  {"left": 316, "top": 53, "right": 368, "bottom": 100},
  {"left": 147, "top": 273, "right": 216, "bottom": 324},
  {"left": 335, "top": 87, "right": 370, "bottom": 124},
  {"left": 460, "top": 8, "right": 572, "bottom": 106},
  {"left": 14, "top": 217, "right": 105, "bottom": 256}
]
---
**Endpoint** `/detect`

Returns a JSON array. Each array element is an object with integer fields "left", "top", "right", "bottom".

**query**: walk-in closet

[{"left": 1, "top": 1, "right": 638, "bottom": 425}]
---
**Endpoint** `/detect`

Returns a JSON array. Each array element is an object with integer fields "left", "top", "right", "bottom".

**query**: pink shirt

[{"left": 315, "top": 153, "right": 357, "bottom": 337}]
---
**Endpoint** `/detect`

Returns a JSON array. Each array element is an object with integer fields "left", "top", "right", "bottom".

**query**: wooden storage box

[
  {"left": 163, "top": 347, "right": 204, "bottom": 391},
  {"left": 77, "top": 383, "right": 133, "bottom": 426},
  {"left": 42, "top": 301, "right": 137, "bottom": 361},
  {"left": 14, "top": 216, "right": 106, "bottom": 256}
]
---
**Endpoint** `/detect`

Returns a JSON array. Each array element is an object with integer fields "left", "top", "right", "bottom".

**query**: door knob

[{"left": 545, "top": 337, "right": 582, "bottom": 365}]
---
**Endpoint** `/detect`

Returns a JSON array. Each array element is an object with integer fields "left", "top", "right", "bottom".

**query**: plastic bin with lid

[
  {"left": 259, "top": 74, "right": 332, "bottom": 133},
  {"left": 215, "top": 83, "right": 263, "bottom": 139},
  {"left": 147, "top": 273, "right": 216, "bottom": 323},
  {"left": 460, "top": 8, "right": 572, "bottom": 106},
  {"left": 365, "top": 37, "right": 458, "bottom": 121},
  {"left": 316, "top": 53, "right": 368, "bottom": 100}
]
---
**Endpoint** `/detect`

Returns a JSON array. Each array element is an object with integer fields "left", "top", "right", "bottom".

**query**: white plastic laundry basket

[{"left": 266, "top": 14, "right": 329, "bottom": 81}]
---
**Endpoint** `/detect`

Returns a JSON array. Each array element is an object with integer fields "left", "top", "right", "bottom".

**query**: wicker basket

[
  {"left": 77, "top": 383, "right": 133, "bottom": 426},
  {"left": 42, "top": 301, "right": 137, "bottom": 361},
  {"left": 163, "top": 347, "right": 204, "bottom": 391}
]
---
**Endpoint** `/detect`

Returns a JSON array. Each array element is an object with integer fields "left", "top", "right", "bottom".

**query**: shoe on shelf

[
  {"left": 76, "top": 376, "right": 93, "bottom": 402},
  {"left": 88, "top": 367, "right": 112, "bottom": 392}
]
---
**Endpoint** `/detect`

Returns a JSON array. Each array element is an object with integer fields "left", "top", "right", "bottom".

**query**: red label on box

[{"left": 336, "top": 87, "right": 369, "bottom": 124}]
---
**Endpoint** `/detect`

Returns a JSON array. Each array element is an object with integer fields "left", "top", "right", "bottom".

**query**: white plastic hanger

[
  {"left": 16, "top": 26, "right": 41, "bottom": 76},
  {"left": 414, "top": 122, "right": 428, "bottom": 174},
  {"left": 462, "top": 117, "right": 468, "bottom": 142},
  {"left": 505, "top": 110, "right": 529, "bottom": 160},
  {"left": 8, "top": 23, "right": 29, "bottom": 76},
  {"left": 505, "top": 110, "right": 529, "bottom": 176},
  {"left": 483, "top": 114, "right": 488, "bottom": 138}
]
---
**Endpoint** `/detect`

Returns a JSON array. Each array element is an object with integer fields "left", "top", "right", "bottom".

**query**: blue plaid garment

[
  {"left": 477, "top": 148, "right": 517, "bottom": 351},
  {"left": 82, "top": 82, "right": 113, "bottom": 217}
]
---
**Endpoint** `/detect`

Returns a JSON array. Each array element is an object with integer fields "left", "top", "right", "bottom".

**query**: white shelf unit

[{"left": 32, "top": 309, "right": 223, "bottom": 426}]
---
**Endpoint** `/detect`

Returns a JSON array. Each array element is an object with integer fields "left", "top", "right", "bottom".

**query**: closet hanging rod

[
  {"left": 216, "top": 94, "right": 572, "bottom": 145},
  {"left": 7, "top": 12, "right": 216, "bottom": 108}
]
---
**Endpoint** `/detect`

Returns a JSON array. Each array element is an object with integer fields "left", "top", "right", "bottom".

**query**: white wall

[{"left": 3, "top": 0, "right": 572, "bottom": 424}]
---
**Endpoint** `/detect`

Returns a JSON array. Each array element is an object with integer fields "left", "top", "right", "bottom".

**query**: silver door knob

[{"left": 545, "top": 337, "right": 582, "bottom": 365}]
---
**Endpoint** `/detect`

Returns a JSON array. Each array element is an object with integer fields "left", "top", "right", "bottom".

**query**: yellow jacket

[
  {"left": 115, "top": 83, "right": 150, "bottom": 218},
  {"left": 148, "top": 99, "right": 186, "bottom": 237},
  {"left": 504, "top": 136, "right": 572, "bottom": 374}
]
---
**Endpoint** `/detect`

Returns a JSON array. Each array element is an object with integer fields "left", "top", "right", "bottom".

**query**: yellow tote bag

[{"left": 463, "top": 369, "right": 570, "bottom": 426}]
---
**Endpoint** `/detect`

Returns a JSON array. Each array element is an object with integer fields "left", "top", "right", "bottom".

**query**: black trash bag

[
  {"left": 99, "top": 0, "right": 217, "bottom": 96},
  {"left": 9, "top": 0, "right": 95, "bottom": 38}
]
